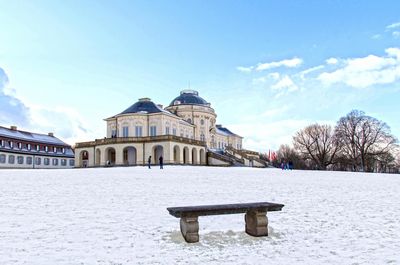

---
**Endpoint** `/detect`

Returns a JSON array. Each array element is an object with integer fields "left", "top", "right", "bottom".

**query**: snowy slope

[{"left": 0, "top": 166, "right": 399, "bottom": 264}]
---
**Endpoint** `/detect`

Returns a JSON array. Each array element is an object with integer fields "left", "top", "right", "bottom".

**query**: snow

[{"left": 0, "top": 166, "right": 399, "bottom": 264}]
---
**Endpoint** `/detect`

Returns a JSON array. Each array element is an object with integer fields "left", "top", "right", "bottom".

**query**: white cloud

[
  {"left": 386, "top": 22, "right": 400, "bottom": 29},
  {"left": 252, "top": 72, "right": 280, "bottom": 84},
  {"left": 393, "top": 31, "right": 400, "bottom": 38},
  {"left": 236, "top": 66, "right": 253, "bottom": 73},
  {"left": 0, "top": 66, "right": 95, "bottom": 145},
  {"left": 299, "top": 65, "right": 324, "bottom": 80},
  {"left": 271, "top": 75, "right": 299, "bottom": 92},
  {"left": 256, "top": 57, "right": 303, "bottom": 71},
  {"left": 318, "top": 47, "right": 400, "bottom": 88},
  {"left": 326, "top": 58, "right": 339, "bottom": 65}
]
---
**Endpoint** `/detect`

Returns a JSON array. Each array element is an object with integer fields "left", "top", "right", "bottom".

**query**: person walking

[
  {"left": 159, "top": 156, "right": 164, "bottom": 169},
  {"left": 148, "top": 156, "right": 152, "bottom": 169}
]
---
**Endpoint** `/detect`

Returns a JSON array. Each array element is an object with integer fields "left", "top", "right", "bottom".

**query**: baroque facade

[
  {"left": 74, "top": 90, "right": 266, "bottom": 167},
  {"left": 0, "top": 126, "right": 75, "bottom": 169}
]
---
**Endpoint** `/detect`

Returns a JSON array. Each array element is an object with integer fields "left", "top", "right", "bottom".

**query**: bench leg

[
  {"left": 245, "top": 210, "right": 268, "bottom": 237},
  {"left": 180, "top": 216, "right": 199, "bottom": 243}
]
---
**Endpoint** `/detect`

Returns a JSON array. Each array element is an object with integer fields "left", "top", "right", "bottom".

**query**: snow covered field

[{"left": 0, "top": 166, "right": 399, "bottom": 264}]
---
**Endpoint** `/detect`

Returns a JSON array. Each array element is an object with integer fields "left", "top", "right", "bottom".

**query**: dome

[
  {"left": 169, "top": 90, "right": 209, "bottom": 106},
  {"left": 119, "top": 98, "right": 165, "bottom": 115}
]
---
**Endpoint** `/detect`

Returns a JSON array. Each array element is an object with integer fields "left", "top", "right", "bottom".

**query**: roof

[
  {"left": 0, "top": 126, "right": 71, "bottom": 146},
  {"left": 169, "top": 90, "right": 209, "bottom": 106},
  {"left": 119, "top": 98, "right": 168, "bottom": 115},
  {"left": 215, "top": 125, "right": 242, "bottom": 138}
]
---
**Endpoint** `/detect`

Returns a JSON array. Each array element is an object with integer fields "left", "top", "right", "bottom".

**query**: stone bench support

[{"left": 180, "top": 216, "right": 199, "bottom": 243}]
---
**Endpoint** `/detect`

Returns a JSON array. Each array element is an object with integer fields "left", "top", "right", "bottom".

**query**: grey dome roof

[
  {"left": 120, "top": 98, "right": 165, "bottom": 115},
  {"left": 169, "top": 90, "right": 209, "bottom": 106}
]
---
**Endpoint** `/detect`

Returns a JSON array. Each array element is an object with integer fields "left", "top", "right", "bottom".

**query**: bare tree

[
  {"left": 335, "top": 110, "right": 398, "bottom": 172},
  {"left": 293, "top": 124, "right": 340, "bottom": 170},
  {"left": 274, "top": 144, "right": 306, "bottom": 169}
]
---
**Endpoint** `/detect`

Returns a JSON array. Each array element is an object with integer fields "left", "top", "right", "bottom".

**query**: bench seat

[{"left": 167, "top": 201, "right": 284, "bottom": 243}]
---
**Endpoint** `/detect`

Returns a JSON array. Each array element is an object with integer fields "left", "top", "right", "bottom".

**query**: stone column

[
  {"left": 180, "top": 216, "right": 199, "bottom": 243},
  {"left": 245, "top": 210, "right": 268, "bottom": 237}
]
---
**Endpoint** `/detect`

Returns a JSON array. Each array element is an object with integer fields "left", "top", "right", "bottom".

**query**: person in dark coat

[
  {"left": 148, "top": 156, "right": 152, "bottom": 169},
  {"left": 159, "top": 156, "right": 164, "bottom": 169}
]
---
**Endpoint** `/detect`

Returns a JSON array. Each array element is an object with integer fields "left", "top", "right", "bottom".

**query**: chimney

[
  {"left": 157, "top": 104, "right": 163, "bottom": 109},
  {"left": 10, "top": 126, "right": 17, "bottom": 131},
  {"left": 48, "top": 132, "right": 54, "bottom": 137}
]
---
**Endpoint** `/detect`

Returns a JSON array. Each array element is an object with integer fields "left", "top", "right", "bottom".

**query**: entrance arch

[
  {"left": 183, "top": 147, "right": 190, "bottom": 164},
  {"left": 105, "top": 147, "right": 116, "bottom": 165},
  {"left": 200, "top": 149, "right": 206, "bottom": 165},
  {"left": 80, "top": 150, "right": 89, "bottom": 167},
  {"left": 173, "top": 145, "right": 181, "bottom": 164},
  {"left": 153, "top": 145, "right": 164, "bottom": 164},
  {"left": 192, "top": 148, "right": 198, "bottom": 165},
  {"left": 95, "top": 149, "right": 101, "bottom": 166},
  {"left": 123, "top": 146, "right": 137, "bottom": 165}
]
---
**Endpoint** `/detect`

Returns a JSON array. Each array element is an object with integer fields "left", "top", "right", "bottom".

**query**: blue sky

[{"left": 1, "top": 0, "right": 399, "bottom": 151}]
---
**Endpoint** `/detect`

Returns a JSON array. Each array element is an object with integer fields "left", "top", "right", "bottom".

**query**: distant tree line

[{"left": 270, "top": 110, "right": 399, "bottom": 173}]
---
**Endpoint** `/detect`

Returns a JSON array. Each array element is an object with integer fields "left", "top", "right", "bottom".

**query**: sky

[{"left": 0, "top": 0, "right": 399, "bottom": 152}]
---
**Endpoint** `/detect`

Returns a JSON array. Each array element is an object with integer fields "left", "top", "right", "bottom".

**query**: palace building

[
  {"left": 0, "top": 126, "right": 75, "bottom": 169},
  {"left": 74, "top": 90, "right": 267, "bottom": 167}
]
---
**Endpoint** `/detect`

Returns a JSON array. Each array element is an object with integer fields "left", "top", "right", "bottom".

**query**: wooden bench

[{"left": 167, "top": 201, "right": 284, "bottom": 243}]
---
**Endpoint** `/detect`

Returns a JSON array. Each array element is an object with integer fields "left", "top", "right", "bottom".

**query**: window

[
  {"left": 200, "top": 133, "right": 205, "bottom": 142},
  {"left": 165, "top": 127, "right": 170, "bottom": 135},
  {"left": 135, "top": 126, "right": 142, "bottom": 137},
  {"left": 27, "top": 144, "right": 31, "bottom": 150},
  {"left": 8, "top": 155, "right": 15, "bottom": 164},
  {"left": 18, "top": 143, "right": 22, "bottom": 149},
  {"left": 172, "top": 128, "right": 177, "bottom": 136},
  {"left": 61, "top": 159, "right": 67, "bottom": 166},
  {"left": 0, "top": 140, "right": 4, "bottom": 147},
  {"left": 150, "top": 126, "right": 157, "bottom": 136},
  {"left": 187, "top": 118, "right": 192, "bottom": 124},
  {"left": 44, "top": 158, "right": 50, "bottom": 165},
  {"left": 36, "top": 145, "right": 40, "bottom": 151},
  {"left": 53, "top": 147, "right": 57, "bottom": 153},
  {"left": 111, "top": 129, "right": 117, "bottom": 138},
  {"left": 9, "top": 141, "right": 13, "bottom": 149},
  {"left": 200, "top": 119, "right": 204, "bottom": 125},
  {"left": 52, "top": 158, "right": 58, "bottom": 166},
  {"left": 35, "top": 157, "right": 41, "bottom": 165},
  {"left": 26, "top": 157, "right": 32, "bottom": 165},
  {"left": 45, "top": 146, "right": 48, "bottom": 152},
  {"left": 17, "top": 156, "right": 24, "bottom": 164},
  {"left": 122, "top": 126, "right": 129, "bottom": 137},
  {"left": 0, "top": 154, "right": 6, "bottom": 163},
  {"left": 69, "top": 159, "right": 75, "bottom": 166},
  {"left": 62, "top": 147, "right": 65, "bottom": 154}
]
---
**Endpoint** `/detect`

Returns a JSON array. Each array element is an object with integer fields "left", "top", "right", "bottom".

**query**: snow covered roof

[
  {"left": 0, "top": 126, "right": 70, "bottom": 146},
  {"left": 215, "top": 125, "right": 242, "bottom": 138},
  {"left": 169, "top": 90, "right": 210, "bottom": 106}
]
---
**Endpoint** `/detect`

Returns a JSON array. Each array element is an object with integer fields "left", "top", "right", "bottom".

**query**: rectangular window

[
  {"left": 172, "top": 128, "right": 177, "bottom": 136},
  {"left": 44, "top": 158, "right": 50, "bottom": 165},
  {"left": 35, "top": 157, "right": 41, "bottom": 165},
  {"left": 0, "top": 154, "right": 6, "bottom": 163},
  {"left": 8, "top": 155, "right": 15, "bottom": 164},
  {"left": 69, "top": 159, "right": 75, "bottom": 166},
  {"left": 122, "top": 126, "right": 129, "bottom": 137},
  {"left": 18, "top": 143, "right": 22, "bottom": 149},
  {"left": 111, "top": 129, "right": 117, "bottom": 138},
  {"left": 135, "top": 126, "right": 143, "bottom": 137},
  {"left": 1, "top": 140, "right": 4, "bottom": 147},
  {"left": 17, "top": 156, "right": 24, "bottom": 164},
  {"left": 27, "top": 144, "right": 31, "bottom": 150},
  {"left": 45, "top": 146, "right": 48, "bottom": 152},
  {"left": 62, "top": 147, "right": 65, "bottom": 154},
  {"left": 26, "top": 157, "right": 32, "bottom": 165},
  {"left": 150, "top": 126, "right": 157, "bottom": 136},
  {"left": 9, "top": 141, "right": 13, "bottom": 149},
  {"left": 36, "top": 145, "right": 40, "bottom": 151},
  {"left": 61, "top": 159, "right": 67, "bottom": 166},
  {"left": 165, "top": 127, "right": 170, "bottom": 135},
  {"left": 52, "top": 158, "right": 58, "bottom": 166},
  {"left": 53, "top": 147, "right": 57, "bottom": 153}
]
